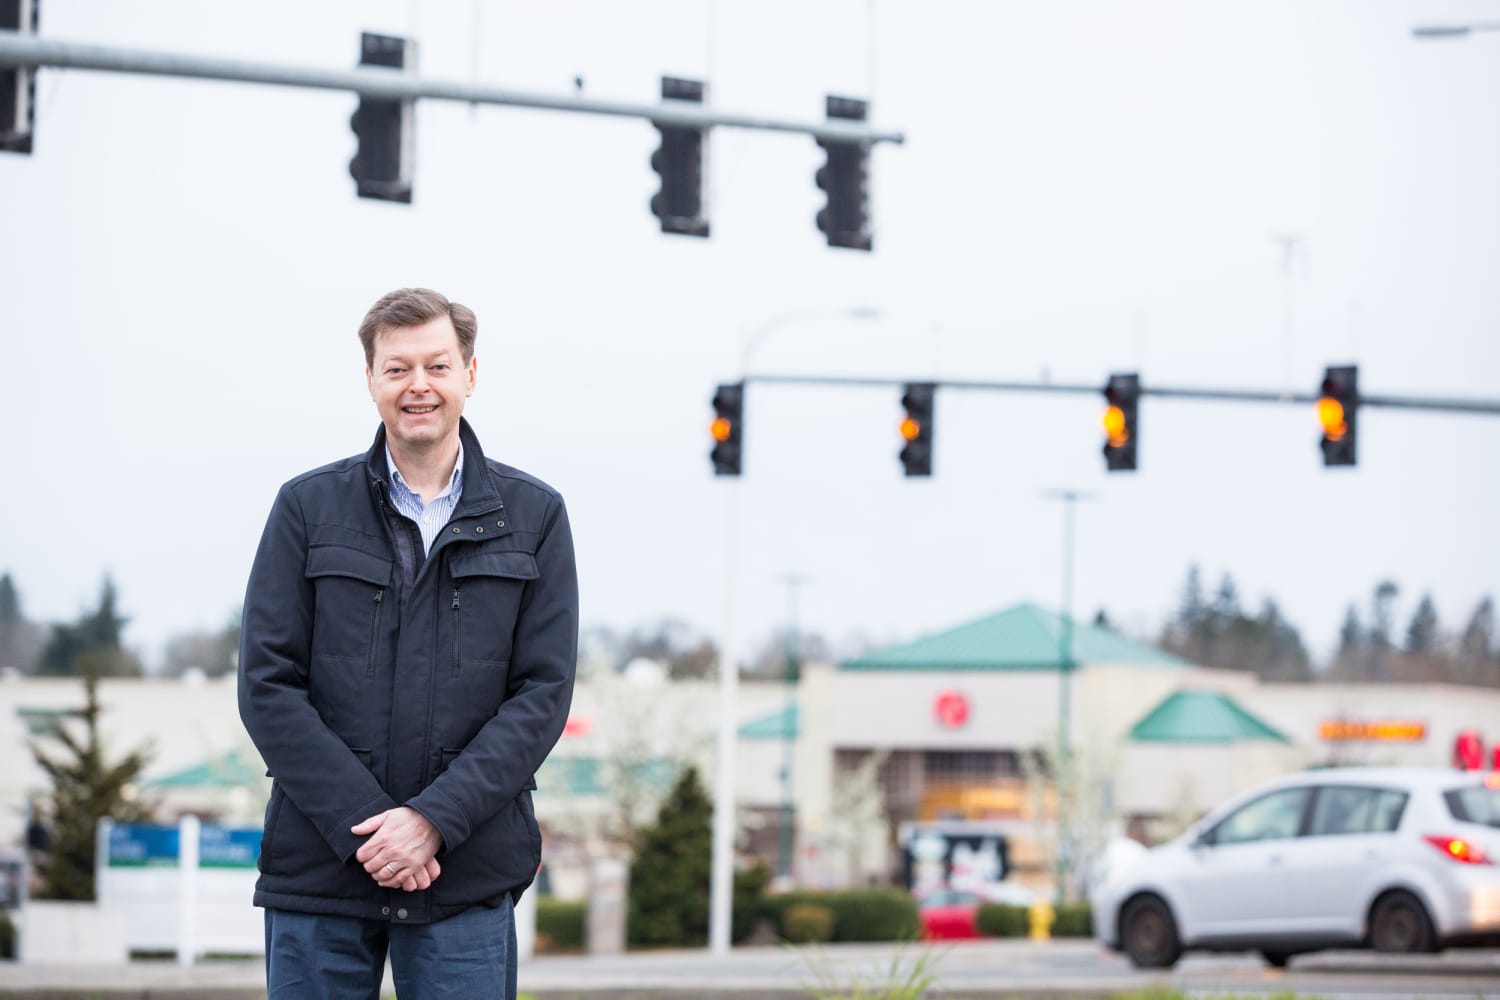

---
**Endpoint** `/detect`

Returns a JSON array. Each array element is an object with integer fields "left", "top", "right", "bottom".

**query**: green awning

[
  {"left": 1129, "top": 690, "right": 1289, "bottom": 744},
  {"left": 843, "top": 603, "right": 1190, "bottom": 672},
  {"left": 739, "top": 704, "right": 799, "bottom": 740}
]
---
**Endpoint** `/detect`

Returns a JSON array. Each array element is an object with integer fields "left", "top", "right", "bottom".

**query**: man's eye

[
  {"left": 385, "top": 368, "right": 406, "bottom": 376},
  {"left": 430, "top": 365, "right": 449, "bottom": 373}
]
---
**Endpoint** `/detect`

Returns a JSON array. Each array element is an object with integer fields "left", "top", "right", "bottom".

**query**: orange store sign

[{"left": 1319, "top": 719, "right": 1427, "bottom": 742}]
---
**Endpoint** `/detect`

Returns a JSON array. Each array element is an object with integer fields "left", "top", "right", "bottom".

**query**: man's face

[{"left": 366, "top": 314, "right": 476, "bottom": 453}]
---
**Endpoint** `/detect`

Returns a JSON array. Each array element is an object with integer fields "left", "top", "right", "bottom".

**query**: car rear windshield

[{"left": 1444, "top": 785, "right": 1500, "bottom": 828}]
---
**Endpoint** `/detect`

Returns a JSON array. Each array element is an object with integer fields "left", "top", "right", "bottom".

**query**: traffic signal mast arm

[
  {"left": 0, "top": 33, "right": 906, "bottom": 146},
  {"left": 743, "top": 373, "right": 1500, "bottom": 415}
]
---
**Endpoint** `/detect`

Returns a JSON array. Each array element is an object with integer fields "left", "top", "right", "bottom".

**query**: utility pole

[{"left": 776, "top": 573, "right": 808, "bottom": 889}]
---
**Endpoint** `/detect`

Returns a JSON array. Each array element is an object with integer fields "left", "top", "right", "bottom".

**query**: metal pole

[
  {"left": 0, "top": 34, "right": 906, "bottom": 144},
  {"left": 777, "top": 574, "right": 807, "bottom": 887},
  {"left": 708, "top": 480, "right": 739, "bottom": 955}
]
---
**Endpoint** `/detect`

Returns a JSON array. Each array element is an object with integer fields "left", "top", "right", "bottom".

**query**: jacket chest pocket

[
  {"left": 305, "top": 544, "right": 393, "bottom": 677},
  {"left": 448, "top": 547, "right": 539, "bottom": 679}
]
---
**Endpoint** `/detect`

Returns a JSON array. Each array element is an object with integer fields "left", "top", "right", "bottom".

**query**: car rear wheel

[
  {"left": 1369, "top": 891, "right": 1436, "bottom": 954},
  {"left": 1120, "top": 895, "right": 1182, "bottom": 969},
  {"left": 1260, "top": 949, "right": 1294, "bottom": 968}
]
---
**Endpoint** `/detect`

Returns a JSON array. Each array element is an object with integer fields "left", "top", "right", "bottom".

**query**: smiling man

[{"left": 238, "top": 288, "right": 578, "bottom": 999}]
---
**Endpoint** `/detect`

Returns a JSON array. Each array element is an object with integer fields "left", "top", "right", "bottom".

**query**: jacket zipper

[
  {"left": 451, "top": 587, "right": 462, "bottom": 678},
  {"left": 367, "top": 589, "right": 384, "bottom": 678}
]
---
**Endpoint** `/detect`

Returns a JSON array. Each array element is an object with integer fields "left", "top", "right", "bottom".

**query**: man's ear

[{"left": 466, "top": 356, "right": 477, "bottom": 397}]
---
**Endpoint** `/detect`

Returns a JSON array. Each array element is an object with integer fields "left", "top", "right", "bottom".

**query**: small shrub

[
  {"left": 976, "top": 902, "right": 1028, "bottom": 938},
  {"left": 782, "top": 902, "right": 836, "bottom": 943},
  {"left": 535, "top": 897, "right": 586, "bottom": 952},
  {"left": 763, "top": 888, "right": 919, "bottom": 942},
  {"left": 732, "top": 863, "right": 771, "bottom": 944},
  {"left": 1052, "top": 901, "right": 1094, "bottom": 937},
  {"left": 0, "top": 911, "right": 13, "bottom": 959}
]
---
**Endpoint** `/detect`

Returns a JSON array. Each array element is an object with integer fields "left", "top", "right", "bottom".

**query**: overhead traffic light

[
  {"left": 1102, "top": 373, "right": 1139, "bottom": 472},
  {"left": 710, "top": 382, "right": 743, "bottom": 476},
  {"left": 899, "top": 382, "right": 935, "bottom": 477},
  {"left": 815, "top": 96, "right": 872, "bottom": 251},
  {"left": 1317, "top": 364, "right": 1358, "bottom": 467},
  {"left": 0, "top": 0, "right": 38, "bottom": 154},
  {"left": 649, "top": 77, "right": 709, "bottom": 238},
  {"left": 349, "top": 32, "right": 414, "bottom": 203}
]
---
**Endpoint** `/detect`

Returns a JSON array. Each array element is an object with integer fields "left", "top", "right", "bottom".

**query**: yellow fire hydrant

[{"left": 1028, "top": 899, "right": 1054, "bottom": 941}]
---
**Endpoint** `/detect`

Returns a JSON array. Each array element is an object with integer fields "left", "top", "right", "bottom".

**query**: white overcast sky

[{"left": 3, "top": 0, "right": 1498, "bottom": 668}]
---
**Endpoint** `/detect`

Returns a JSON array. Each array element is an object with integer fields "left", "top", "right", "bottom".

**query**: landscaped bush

[
  {"left": 762, "top": 888, "right": 919, "bottom": 942},
  {"left": 1052, "top": 901, "right": 1094, "bottom": 937},
  {"left": 732, "top": 864, "right": 771, "bottom": 944},
  {"left": 976, "top": 902, "right": 1028, "bottom": 938},
  {"left": 535, "top": 897, "right": 586, "bottom": 952},
  {"left": 781, "top": 902, "right": 836, "bottom": 943}
]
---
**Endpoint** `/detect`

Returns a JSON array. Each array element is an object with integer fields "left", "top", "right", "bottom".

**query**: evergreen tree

[
  {"left": 1329, "top": 604, "right": 1366, "bottom": 679},
  {"left": 0, "top": 571, "right": 45, "bottom": 673},
  {"left": 628, "top": 765, "right": 712, "bottom": 947},
  {"left": 1404, "top": 594, "right": 1440, "bottom": 654},
  {"left": 1458, "top": 597, "right": 1497, "bottom": 687},
  {"left": 37, "top": 576, "right": 141, "bottom": 677},
  {"left": 30, "top": 654, "right": 153, "bottom": 900},
  {"left": 1367, "top": 580, "right": 1399, "bottom": 681}
]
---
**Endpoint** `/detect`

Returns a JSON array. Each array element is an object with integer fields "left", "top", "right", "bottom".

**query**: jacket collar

[{"left": 365, "top": 417, "right": 504, "bottom": 517}]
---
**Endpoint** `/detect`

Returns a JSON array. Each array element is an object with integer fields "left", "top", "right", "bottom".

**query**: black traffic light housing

[
  {"left": 710, "top": 382, "right": 743, "bottom": 476},
  {"left": 899, "top": 382, "right": 936, "bottom": 477},
  {"left": 349, "top": 32, "right": 414, "bottom": 203},
  {"left": 0, "top": 0, "right": 39, "bottom": 154},
  {"left": 1318, "top": 364, "right": 1358, "bottom": 467},
  {"left": 1102, "top": 373, "right": 1140, "bottom": 472},
  {"left": 649, "top": 77, "right": 709, "bottom": 238},
  {"left": 815, "top": 96, "right": 872, "bottom": 252}
]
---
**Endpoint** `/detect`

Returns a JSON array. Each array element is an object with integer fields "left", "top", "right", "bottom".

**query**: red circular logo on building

[{"left": 934, "top": 690, "right": 970, "bottom": 729}]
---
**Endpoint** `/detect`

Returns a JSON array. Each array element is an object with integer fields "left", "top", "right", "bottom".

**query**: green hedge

[
  {"left": 1053, "top": 901, "right": 1093, "bottom": 937},
  {"left": 976, "top": 903, "right": 1028, "bottom": 938},
  {"left": 761, "top": 888, "right": 918, "bottom": 942},
  {"left": 781, "top": 902, "right": 836, "bottom": 943},
  {"left": 536, "top": 898, "right": 586, "bottom": 952}
]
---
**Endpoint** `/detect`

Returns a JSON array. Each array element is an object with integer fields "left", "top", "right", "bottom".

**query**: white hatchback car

[{"left": 1092, "top": 767, "right": 1500, "bottom": 968}]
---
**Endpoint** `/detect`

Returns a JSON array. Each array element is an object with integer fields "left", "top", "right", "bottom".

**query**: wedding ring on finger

[{"left": 385, "top": 862, "right": 398, "bottom": 875}]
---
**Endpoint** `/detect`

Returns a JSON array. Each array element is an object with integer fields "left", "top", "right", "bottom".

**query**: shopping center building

[{"left": 3, "top": 602, "right": 1498, "bottom": 899}]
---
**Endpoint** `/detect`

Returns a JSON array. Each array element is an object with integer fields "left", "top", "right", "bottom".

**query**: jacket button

[
  {"left": 475, "top": 526, "right": 484, "bottom": 533},
  {"left": 381, "top": 907, "right": 390, "bottom": 916},
  {"left": 452, "top": 527, "right": 461, "bottom": 534},
  {"left": 496, "top": 520, "right": 505, "bottom": 528},
  {"left": 396, "top": 908, "right": 408, "bottom": 920}
]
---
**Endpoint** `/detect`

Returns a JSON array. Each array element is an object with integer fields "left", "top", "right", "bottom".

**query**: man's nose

[{"left": 409, "top": 368, "right": 431, "bottom": 391}]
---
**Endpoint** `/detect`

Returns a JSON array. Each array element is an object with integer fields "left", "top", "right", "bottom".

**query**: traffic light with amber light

[
  {"left": 815, "top": 96, "right": 872, "bottom": 251},
  {"left": 349, "top": 32, "right": 414, "bottom": 203},
  {"left": 899, "top": 382, "right": 935, "bottom": 477},
  {"left": 1102, "top": 373, "right": 1139, "bottom": 472},
  {"left": 1317, "top": 364, "right": 1358, "bottom": 467},
  {"left": 649, "top": 77, "right": 710, "bottom": 238},
  {"left": 0, "top": 0, "right": 39, "bottom": 154},
  {"left": 710, "top": 383, "right": 743, "bottom": 477}
]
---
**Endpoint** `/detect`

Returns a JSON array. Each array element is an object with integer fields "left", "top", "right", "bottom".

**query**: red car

[{"left": 916, "top": 889, "right": 981, "bottom": 940}]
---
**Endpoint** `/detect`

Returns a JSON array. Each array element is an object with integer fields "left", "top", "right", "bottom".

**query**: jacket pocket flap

[
  {"left": 305, "top": 545, "right": 392, "bottom": 586},
  {"left": 449, "top": 548, "right": 540, "bottom": 582}
]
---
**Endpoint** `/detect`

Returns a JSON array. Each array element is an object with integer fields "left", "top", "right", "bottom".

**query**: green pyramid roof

[
  {"left": 1129, "top": 690, "right": 1289, "bottom": 744},
  {"left": 739, "top": 704, "right": 800, "bottom": 740},
  {"left": 842, "top": 603, "right": 1189, "bottom": 672},
  {"left": 145, "top": 748, "right": 265, "bottom": 789}
]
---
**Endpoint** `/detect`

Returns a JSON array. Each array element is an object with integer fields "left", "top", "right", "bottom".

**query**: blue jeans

[{"left": 264, "top": 897, "right": 518, "bottom": 1000}]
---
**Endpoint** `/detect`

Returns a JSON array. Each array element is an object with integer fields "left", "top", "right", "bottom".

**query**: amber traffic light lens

[
  {"left": 710, "top": 416, "right": 733, "bottom": 442},
  {"left": 1317, "top": 397, "right": 1347, "bottom": 441},
  {"left": 1102, "top": 405, "right": 1130, "bottom": 447},
  {"left": 899, "top": 416, "right": 921, "bottom": 441}
]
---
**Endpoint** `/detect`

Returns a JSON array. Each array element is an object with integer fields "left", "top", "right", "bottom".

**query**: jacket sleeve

[
  {"left": 405, "top": 492, "right": 579, "bottom": 852},
  {"left": 237, "top": 483, "right": 397, "bottom": 863}
]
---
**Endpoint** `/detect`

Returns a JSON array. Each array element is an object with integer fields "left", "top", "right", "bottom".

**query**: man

[{"left": 238, "top": 288, "right": 578, "bottom": 999}]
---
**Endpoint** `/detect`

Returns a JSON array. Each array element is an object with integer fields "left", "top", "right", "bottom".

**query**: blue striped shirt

[{"left": 385, "top": 443, "right": 464, "bottom": 555}]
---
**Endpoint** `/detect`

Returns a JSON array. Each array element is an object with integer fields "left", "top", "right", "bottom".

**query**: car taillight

[{"left": 1424, "top": 835, "right": 1492, "bottom": 865}]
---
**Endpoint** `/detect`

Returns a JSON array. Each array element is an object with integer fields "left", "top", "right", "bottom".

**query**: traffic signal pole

[{"left": 0, "top": 33, "right": 906, "bottom": 144}]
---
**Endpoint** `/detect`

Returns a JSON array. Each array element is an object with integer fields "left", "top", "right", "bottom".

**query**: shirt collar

[{"left": 385, "top": 441, "right": 465, "bottom": 504}]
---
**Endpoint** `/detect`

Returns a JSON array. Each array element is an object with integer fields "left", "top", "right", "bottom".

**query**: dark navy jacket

[{"left": 238, "top": 418, "right": 578, "bottom": 923}]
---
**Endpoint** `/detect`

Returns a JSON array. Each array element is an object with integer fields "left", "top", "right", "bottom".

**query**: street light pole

[
  {"left": 1040, "top": 488, "right": 1096, "bottom": 902},
  {"left": 777, "top": 573, "right": 808, "bottom": 889},
  {"left": 707, "top": 306, "right": 880, "bottom": 954}
]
